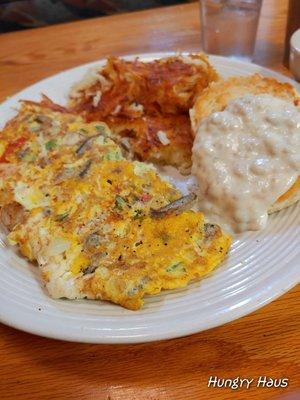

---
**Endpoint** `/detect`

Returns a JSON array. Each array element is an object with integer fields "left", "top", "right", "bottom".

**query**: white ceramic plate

[{"left": 0, "top": 54, "right": 299, "bottom": 343}]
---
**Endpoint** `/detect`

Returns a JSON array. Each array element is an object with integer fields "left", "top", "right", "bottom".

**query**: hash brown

[{"left": 69, "top": 54, "right": 219, "bottom": 174}]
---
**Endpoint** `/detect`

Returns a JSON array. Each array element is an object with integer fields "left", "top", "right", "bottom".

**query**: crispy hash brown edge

[{"left": 67, "top": 54, "right": 219, "bottom": 174}]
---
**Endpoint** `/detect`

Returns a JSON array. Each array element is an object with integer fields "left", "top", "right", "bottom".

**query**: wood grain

[
  {"left": 0, "top": 1, "right": 299, "bottom": 399},
  {"left": 0, "top": 0, "right": 291, "bottom": 102}
]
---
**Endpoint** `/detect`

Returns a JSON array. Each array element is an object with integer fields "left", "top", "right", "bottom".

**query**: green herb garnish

[
  {"left": 96, "top": 125, "right": 106, "bottom": 135},
  {"left": 133, "top": 209, "right": 143, "bottom": 220},
  {"left": 45, "top": 139, "right": 57, "bottom": 151},
  {"left": 166, "top": 262, "right": 186, "bottom": 274},
  {"left": 56, "top": 211, "right": 69, "bottom": 221},
  {"left": 115, "top": 195, "right": 127, "bottom": 210}
]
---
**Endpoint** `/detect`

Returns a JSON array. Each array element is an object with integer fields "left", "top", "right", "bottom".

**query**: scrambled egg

[{"left": 1, "top": 100, "right": 231, "bottom": 309}]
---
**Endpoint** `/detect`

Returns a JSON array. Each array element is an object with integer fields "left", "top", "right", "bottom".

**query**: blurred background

[{"left": 0, "top": 0, "right": 196, "bottom": 33}]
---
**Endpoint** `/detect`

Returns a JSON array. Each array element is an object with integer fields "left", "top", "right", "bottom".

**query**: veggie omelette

[{"left": 0, "top": 98, "right": 231, "bottom": 309}]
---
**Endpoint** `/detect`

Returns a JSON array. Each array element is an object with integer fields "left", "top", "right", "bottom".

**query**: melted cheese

[{"left": 192, "top": 95, "right": 300, "bottom": 233}]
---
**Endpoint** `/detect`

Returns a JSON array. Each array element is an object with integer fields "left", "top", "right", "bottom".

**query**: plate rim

[
  {"left": 1, "top": 259, "right": 299, "bottom": 344},
  {"left": 0, "top": 52, "right": 299, "bottom": 344}
]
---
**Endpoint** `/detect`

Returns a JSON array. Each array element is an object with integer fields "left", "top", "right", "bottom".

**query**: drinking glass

[{"left": 199, "top": 0, "right": 262, "bottom": 61}]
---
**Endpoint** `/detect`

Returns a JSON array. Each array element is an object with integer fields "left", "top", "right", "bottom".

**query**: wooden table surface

[{"left": 0, "top": 1, "right": 299, "bottom": 399}]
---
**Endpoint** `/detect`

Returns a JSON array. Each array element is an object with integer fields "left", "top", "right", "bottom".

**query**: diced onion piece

[
  {"left": 46, "top": 237, "right": 71, "bottom": 257},
  {"left": 157, "top": 130, "right": 170, "bottom": 145},
  {"left": 14, "top": 182, "right": 50, "bottom": 210},
  {"left": 128, "top": 103, "right": 144, "bottom": 113},
  {"left": 112, "top": 104, "right": 122, "bottom": 115},
  {"left": 92, "top": 91, "right": 102, "bottom": 107}
]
